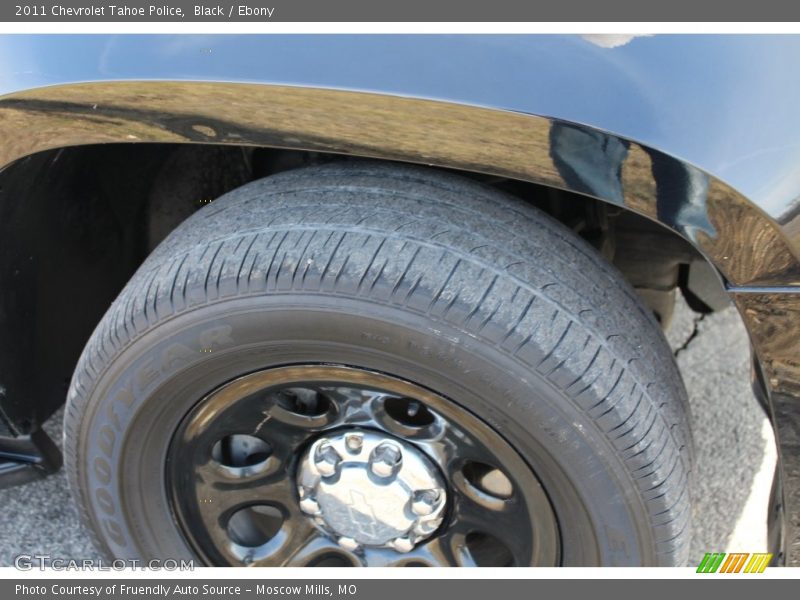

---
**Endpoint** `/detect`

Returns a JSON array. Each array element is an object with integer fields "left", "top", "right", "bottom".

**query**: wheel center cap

[{"left": 296, "top": 429, "right": 447, "bottom": 552}]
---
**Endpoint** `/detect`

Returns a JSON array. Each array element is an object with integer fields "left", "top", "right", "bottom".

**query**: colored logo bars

[{"left": 696, "top": 553, "right": 773, "bottom": 573}]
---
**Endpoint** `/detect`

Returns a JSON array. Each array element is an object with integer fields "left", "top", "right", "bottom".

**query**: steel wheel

[{"left": 166, "top": 365, "right": 560, "bottom": 566}]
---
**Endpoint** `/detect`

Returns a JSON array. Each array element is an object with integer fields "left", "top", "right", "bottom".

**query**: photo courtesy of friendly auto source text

[
  {"left": 1, "top": 0, "right": 800, "bottom": 594},
  {"left": 15, "top": 584, "right": 350, "bottom": 596}
]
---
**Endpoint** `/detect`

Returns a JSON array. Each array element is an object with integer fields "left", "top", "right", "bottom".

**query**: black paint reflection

[{"left": 550, "top": 122, "right": 714, "bottom": 243}]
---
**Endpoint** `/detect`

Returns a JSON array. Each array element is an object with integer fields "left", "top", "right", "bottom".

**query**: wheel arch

[{"left": 0, "top": 80, "right": 784, "bottom": 430}]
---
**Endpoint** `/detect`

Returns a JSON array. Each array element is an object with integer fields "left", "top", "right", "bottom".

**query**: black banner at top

[{"left": 3, "top": 0, "right": 800, "bottom": 22}]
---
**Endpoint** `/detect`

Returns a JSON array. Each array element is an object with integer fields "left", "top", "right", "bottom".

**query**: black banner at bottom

[{"left": 3, "top": 579, "right": 796, "bottom": 600}]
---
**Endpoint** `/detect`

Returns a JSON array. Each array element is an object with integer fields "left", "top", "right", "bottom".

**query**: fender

[{"left": 0, "top": 34, "right": 799, "bottom": 564}]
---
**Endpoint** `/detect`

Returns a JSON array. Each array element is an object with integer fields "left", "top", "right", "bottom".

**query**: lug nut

[
  {"left": 337, "top": 536, "right": 360, "bottom": 551},
  {"left": 345, "top": 432, "right": 363, "bottom": 454},
  {"left": 314, "top": 441, "right": 342, "bottom": 477},
  {"left": 299, "top": 496, "right": 321, "bottom": 515},
  {"left": 411, "top": 489, "right": 442, "bottom": 516},
  {"left": 369, "top": 442, "right": 402, "bottom": 478},
  {"left": 413, "top": 520, "right": 438, "bottom": 536},
  {"left": 389, "top": 537, "right": 414, "bottom": 553}
]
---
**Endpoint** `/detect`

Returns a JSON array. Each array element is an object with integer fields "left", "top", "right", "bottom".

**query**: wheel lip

[{"left": 165, "top": 363, "right": 561, "bottom": 566}]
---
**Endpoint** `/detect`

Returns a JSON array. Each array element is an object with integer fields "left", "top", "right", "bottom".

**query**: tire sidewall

[{"left": 76, "top": 293, "right": 655, "bottom": 567}]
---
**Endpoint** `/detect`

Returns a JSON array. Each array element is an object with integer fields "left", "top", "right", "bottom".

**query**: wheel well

[{"left": 0, "top": 143, "right": 726, "bottom": 433}]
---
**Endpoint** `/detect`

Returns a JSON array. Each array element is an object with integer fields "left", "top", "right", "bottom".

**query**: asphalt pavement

[{"left": 0, "top": 297, "right": 776, "bottom": 566}]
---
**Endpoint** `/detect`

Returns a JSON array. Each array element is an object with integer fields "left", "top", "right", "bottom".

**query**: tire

[{"left": 65, "top": 161, "right": 693, "bottom": 567}]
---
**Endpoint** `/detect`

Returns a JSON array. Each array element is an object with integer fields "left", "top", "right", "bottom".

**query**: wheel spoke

[
  {"left": 246, "top": 518, "right": 319, "bottom": 566},
  {"left": 237, "top": 402, "right": 324, "bottom": 448},
  {"left": 448, "top": 492, "right": 533, "bottom": 566},
  {"left": 193, "top": 455, "right": 295, "bottom": 506},
  {"left": 279, "top": 527, "right": 360, "bottom": 567},
  {"left": 404, "top": 533, "right": 471, "bottom": 567},
  {"left": 183, "top": 462, "right": 299, "bottom": 562}
]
